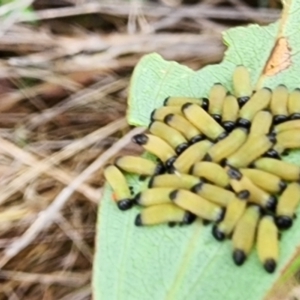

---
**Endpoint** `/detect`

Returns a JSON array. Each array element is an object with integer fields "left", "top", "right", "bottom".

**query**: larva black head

[
  {"left": 181, "top": 102, "right": 193, "bottom": 112},
  {"left": 154, "top": 162, "right": 165, "bottom": 175},
  {"left": 165, "top": 156, "right": 177, "bottom": 170},
  {"left": 212, "top": 225, "right": 226, "bottom": 241},
  {"left": 222, "top": 121, "right": 235, "bottom": 132},
  {"left": 203, "top": 153, "right": 212, "bottom": 162},
  {"left": 190, "top": 134, "right": 205, "bottom": 144},
  {"left": 133, "top": 192, "right": 141, "bottom": 205},
  {"left": 132, "top": 134, "right": 148, "bottom": 145},
  {"left": 233, "top": 249, "right": 246, "bottom": 266},
  {"left": 134, "top": 214, "right": 143, "bottom": 226},
  {"left": 164, "top": 113, "right": 174, "bottom": 124},
  {"left": 150, "top": 109, "right": 156, "bottom": 121},
  {"left": 236, "top": 118, "right": 251, "bottom": 129},
  {"left": 201, "top": 98, "right": 209, "bottom": 111},
  {"left": 182, "top": 212, "right": 197, "bottom": 225},
  {"left": 148, "top": 176, "right": 155, "bottom": 188},
  {"left": 217, "top": 208, "right": 226, "bottom": 223},
  {"left": 263, "top": 149, "right": 280, "bottom": 159},
  {"left": 169, "top": 190, "right": 179, "bottom": 201},
  {"left": 273, "top": 115, "right": 288, "bottom": 125},
  {"left": 226, "top": 166, "right": 242, "bottom": 180},
  {"left": 265, "top": 196, "right": 277, "bottom": 212},
  {"left": 163, "top": 96, "right": 170, "bottom": 106},
  {"left": 290, "top": 113, "right": 300, "bottom": 120},
  {"left": 191, "top": 182, "right": 204, "bottom": 193},
  {"left": 175, "top": 143, "right": 189, "bottom": 155},
  {"left": 215, "top": 131, "right": 228, "bottom": 142},
  {"left": 278, "top": 181, "right": 287, "bottom": 193},
  {"left": 237, "top": 190, "right": 250, "bottom": 200},
  {"left": 275, "top": 215, "right": 293, "bottom": 230},
  {"left": 237, "top": 96, "right": 250, "bottom": 107},
  {"left": 267, "top": 133, "right": 277, "bottom": 144},
  {"left": 168, "top": 222, "right": 177, "bottom": 227},
  {"left": 263, "top": 259, "right": 277, "bottom": 273},
  {"left": 117, "top": 199, "right": 133, "bottom": 211},
  {"left": 212, "top": 114, "right": 222, "bottom": 124}
]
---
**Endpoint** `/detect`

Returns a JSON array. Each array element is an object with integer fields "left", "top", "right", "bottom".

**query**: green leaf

[{"left": 93, "top": 1, "right": 300, "bottom": 299}]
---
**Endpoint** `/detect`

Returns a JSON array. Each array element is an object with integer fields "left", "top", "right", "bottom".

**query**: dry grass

[{"left": 0, "top": 0, "right": 285, "bottom": 299}]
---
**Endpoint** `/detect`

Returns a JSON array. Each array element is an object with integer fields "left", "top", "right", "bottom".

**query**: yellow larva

[
  {"left": 149, "top": 121, "right": 189, "bottom": 154},
  {"left": 103, "top": 164, "right": 133, "bottom": 210},
  {"left": 257, "top": 216, "right": 279, "bottom": 273},
  {"left": 164, "top": 97, "right": 208, "bottom": 110},
  {"left": 225, "top": 134, "right": 275, "bottom": 168},
  {"left": 151, "top": 106, "right": 183, "bottom": 121},
  {"left": 191, "top": 161, "right": 230, "bottom": 188},
  {"left": 134, "top": 203, "right": 196, "bottom": 226},
  {"left": 240, "top": 168, "right": 286, "bottom": 194},
  {"left": 169, "top": 189, "right": 224, "bottom": 222},
  {"left": 205, "top": 127, "right": 248, "bottom": 163},
  {"left": 237, "top": 88, "right": 272, "bottom": 128},
  {"left": 221, "top": 94, "right": 239, "bottom": 132},
  {"left": 275, "top": 182, "right": 300, "bottom": 230},
  {"left": 270, "top": 85, "right": 289, "bottom": 124},
  {"left": 182, "top": 103, "right": 227, "bottom": 141},
  {"left": 192, "top": 182, "right": 235, "bottom": 207},
  {"left": 232, "top": 65, "right": 253, "bottom": 106},
  {"left": 212, "top": 195, "right": 247, "bottom": 241},
  {"left": 134, "top": 188, "right": 175, "bottom": 206},
  {"left": 115, "top": 156, "right": 164, "bottom": 176},
  {"left": 226, "top": 166, "right": 277, "bottom": 211},
  {"left": 208, "top": 83, "right": 227, "bottom": 122},
  {"left": 132, "top": 133, "right": 177, "bottom": 169},
  {"left": 248, "top": 111, "right": 273, "bottom": 139},
  {"left": 288, "top": 88, "right": 300, "bottom": 120},
  {"left": 171, "top": 140, "right": 212, "bottom": 174},
  {"left": 149, "top": 174, "right": 201, "bottom": 190},
  {"left": 232, "top": 205, "right": 261, "bottom": 266},
  {"left": 164, "top": 113, "right": 204, "bottom": 143},
  {"left": 253, "top": 158, "right": 300, "bottom": 181}
]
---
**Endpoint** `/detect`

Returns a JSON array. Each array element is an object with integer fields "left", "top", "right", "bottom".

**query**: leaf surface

[{"left": 93, "top": 1, "right": 300, "bottom": 299}]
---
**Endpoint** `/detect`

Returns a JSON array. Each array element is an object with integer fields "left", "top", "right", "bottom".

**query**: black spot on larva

[
  {"left": 264, "top": 259, "right": 277, "bottom": 273},
  {"left": 275, "top": 216, "right": 293, "bottom": 230},
  {"left": 265, "top": 196, "right": 277, "bottom": 212},
  {"left": 164, "top": 114, "right": 174, "bottom": 124},
  {"left": 273, "top": 115, "right": 288, "bottom": 125},
  {"left": 132, "top": 134, "right": 148, "bottom": 145},
  {"left": 222, "top": 121, "right": 235, "bottom": 132},
  {"left": 226, "top": 166, "right": 242, "bottom": 180},
  {"left": 181, "top": 102, "right": 193, "bottom": 112},
  {"left": 168, "top": 222, "right": 177, "bottom": 227},
  {"left": 237, "top": 118, "right": 251, "bottom": 129},
  {"left": 175, "top": 143, "right": 189, "bottom": 155},
  {"left": 237, "top": 96, "right": 250, "bottom": 107},
  {"left": 163, "top": 96, "right": 170, "bottom": 106},
  {"left": 165, "top": 156, "right": 177, "bottom": 170},
  {"left": 215, "top": 131, "right": 228, "bottom": 142},
  {"left": 233, "top": 249, "right": 246, "bottom": 266},
  {"left": 135, "top": 214, "right": 143, "bottom": 226},
  {"left": 212, "top": 114, "right": 222, "bottom": 124},
  {"left": 264, "top": 149, "right": 280, "bottom": 159},
  {"left": 212, "top": 225, "right": 226, "bottom": 241},
  {"left": 183, "top": 212, "right": 197, "bottom": 224},
  {"left": 117, "top": 199, "right": 133, "bottom": 211},
  {"left": 190, "top": 134, "right": 205, "bottom": 144},
  {"left": 290, "top": 113, "right": 300, "bottom": 120},
  {"left": 237, "top": 190, "right": 250, "bottom": 200},
  {"left": 191, "top": 182, "right": 204, "bottom": 193},
  {"left": 169, "top": 190, "right": 179, "bottom": 201},
  {"left": 201, "top": 98, "right": 209, "bottom": 111}
]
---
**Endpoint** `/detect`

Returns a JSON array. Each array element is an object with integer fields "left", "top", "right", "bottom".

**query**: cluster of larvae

[{"left": 104, "top": 65, "right": 300, "bottom": 274}]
